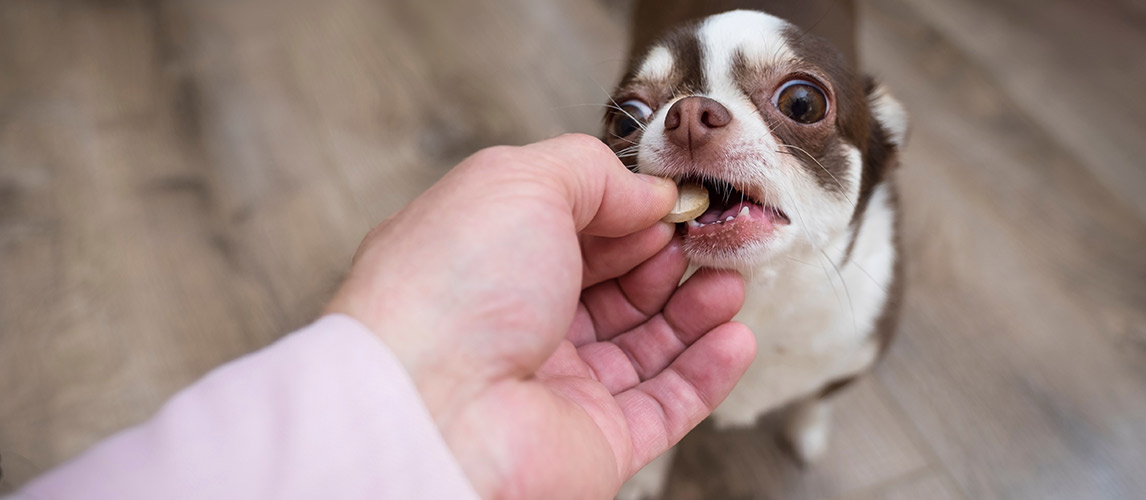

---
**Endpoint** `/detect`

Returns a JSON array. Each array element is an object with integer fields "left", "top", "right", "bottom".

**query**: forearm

[{"left": 12, "top": 315, "right": 478, "bottom": 500}]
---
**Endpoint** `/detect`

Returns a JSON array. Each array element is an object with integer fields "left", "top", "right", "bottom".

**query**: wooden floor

[{"left": 2, "top": 0, "right": 1144, "bottom": 498}]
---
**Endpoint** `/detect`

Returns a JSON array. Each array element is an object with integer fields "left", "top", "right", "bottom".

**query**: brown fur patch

[
  {"left": 605, "top": 25, "right": 707, "bottom": 161},
  {"left": 628, "top": 0, "right": 858, "bottom": 68}
]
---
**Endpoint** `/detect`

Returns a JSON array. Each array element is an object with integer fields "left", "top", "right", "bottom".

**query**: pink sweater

[{"left": 12, "top": 315, "right": 480, "bottom": 500}]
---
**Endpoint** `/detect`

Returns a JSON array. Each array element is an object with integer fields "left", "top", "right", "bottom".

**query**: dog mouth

[{"left": 676, "top": 176, "right": 791, "bottom": 250}]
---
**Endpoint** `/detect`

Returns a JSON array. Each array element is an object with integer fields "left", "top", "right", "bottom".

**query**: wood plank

[
  {"left": 0, "top": 0, "right": 294, "bottom": 489},
  {"left": 664, "top": 379, "right": 930, "bottom": 500},
  {"left": 844, "top": 470, "right": 964, "bottom": 500},
  {"left": 859, "top": 0, "right": 1146, "bottom": 498},
  {"left": 894, "top": 0, "right": 1146, "bottom": 220},
  {"left": 263, "top": 0, "right": 630, "bottom": 219}
]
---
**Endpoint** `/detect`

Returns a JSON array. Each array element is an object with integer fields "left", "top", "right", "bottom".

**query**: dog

[{"left": 602, "top": 6, "right": 908, "bottom": 499}]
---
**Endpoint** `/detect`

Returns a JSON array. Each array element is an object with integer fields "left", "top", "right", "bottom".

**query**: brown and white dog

[{"left": 603, "top": 7, "right": 907, "bottom": 499}]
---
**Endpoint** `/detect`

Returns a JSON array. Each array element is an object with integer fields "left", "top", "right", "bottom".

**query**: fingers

[
  {"left": 662, "top": 268, "right": 747, "bottom": 345},
  {"left": 574, "top": 340, "right": 641, "bottom": 395},
  {"left": 615, "top": 322, "right": 756, "bottom": 472},
  {"left": 536, "top": 340, "right": 596, "bottom": 380},
  {"left": 564, "top": 305, "right": 599, "bottom": 347},
  {"left": 575, "top": 268, "right": 745, "bottom": 394},
  {"left": 521, "top": 134, "right": 677, "bottom": 237},
  {"left": 611, "top": 269, "right": 746, "bottom": 380},
  {"left": 579, "top": 240, "right": 690, "bottom": 341},
  {"left": 580, "top": 222, "right": 675, "bottom": 288}
]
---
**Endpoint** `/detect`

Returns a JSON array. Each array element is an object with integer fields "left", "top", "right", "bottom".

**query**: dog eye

[
  {"left": 774, "top": 80, "right": 828, "bottom": 124},
  {"left": 610, "top": 99, "right": 653, "bottom": 138}
]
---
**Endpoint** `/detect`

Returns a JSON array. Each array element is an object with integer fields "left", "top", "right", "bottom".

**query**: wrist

[{"left": 324, "top": 289, "right": 480, "bottom": 430}]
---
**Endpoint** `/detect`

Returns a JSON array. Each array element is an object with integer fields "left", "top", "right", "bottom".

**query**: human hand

[{"left": 326, "top": 134, "right": 756, "bottom": 499}]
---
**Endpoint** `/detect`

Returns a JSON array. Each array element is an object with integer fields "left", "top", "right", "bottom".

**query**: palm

[
  {"left": 452, "top": 236, "right": 752, "bottom": 500},
  {"left": 330, "top": 136, "right": 756, "bottom": 500}
]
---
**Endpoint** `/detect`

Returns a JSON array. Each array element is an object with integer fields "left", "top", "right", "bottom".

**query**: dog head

[{"left": 605, "top": 10, "right": 906, "bottom": 271}]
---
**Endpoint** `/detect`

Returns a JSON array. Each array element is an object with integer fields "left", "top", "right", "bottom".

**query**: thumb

[{"left": 522, "top": 134, "right": 678, "bottom": 237}]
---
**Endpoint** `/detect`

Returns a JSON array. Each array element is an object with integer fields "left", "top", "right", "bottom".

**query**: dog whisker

[{"left": 778, "top": 144, "right": 853, "bottom": 203}]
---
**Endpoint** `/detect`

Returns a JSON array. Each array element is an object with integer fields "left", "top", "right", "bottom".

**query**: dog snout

[{"left": 664, "top": 96, "right": 732, "bottom": 152}]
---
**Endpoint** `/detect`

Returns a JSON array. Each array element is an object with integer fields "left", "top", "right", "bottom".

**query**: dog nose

[{"left": 664, "top": 96, "right": 732, "bottom": 151}]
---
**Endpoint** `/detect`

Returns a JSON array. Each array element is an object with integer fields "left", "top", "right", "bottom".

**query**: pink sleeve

[{"left": 15, "top": 315, "right": 480, "bottom": 500}]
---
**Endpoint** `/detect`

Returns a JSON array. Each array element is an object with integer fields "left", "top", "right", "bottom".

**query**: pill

[{"left": 662, "top": 182, "right": 710, "bottom": 223}]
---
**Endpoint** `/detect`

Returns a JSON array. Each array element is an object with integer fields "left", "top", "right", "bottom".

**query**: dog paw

[{"left": 781, "top": 399, "right": 832, "bottom": 465}]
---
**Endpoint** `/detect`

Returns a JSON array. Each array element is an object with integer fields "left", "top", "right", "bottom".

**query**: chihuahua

[{"left": 603, "top": 7, "right": 907, "bottom": 499}]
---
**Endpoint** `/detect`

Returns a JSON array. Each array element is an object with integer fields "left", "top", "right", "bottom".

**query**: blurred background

[{"left": 1, "top": 0, "right": 1145, "bottom": 498}]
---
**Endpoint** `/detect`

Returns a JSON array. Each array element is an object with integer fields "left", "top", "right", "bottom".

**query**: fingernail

[{"left": 636, "top": 173, "right": 676, "bottom": 189}]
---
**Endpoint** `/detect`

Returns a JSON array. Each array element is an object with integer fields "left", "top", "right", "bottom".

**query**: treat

[{"left": 662, "top": 182, "right": 710, "bottom": 223}]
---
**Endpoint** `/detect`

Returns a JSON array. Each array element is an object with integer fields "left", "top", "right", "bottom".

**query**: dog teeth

[{"left": 686, "top": 205, "right": 754, "bottom": 229}]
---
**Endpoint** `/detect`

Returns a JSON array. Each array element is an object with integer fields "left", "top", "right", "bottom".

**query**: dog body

[{"left": 604, "top": 7, "right": 906, "bottom": 498}]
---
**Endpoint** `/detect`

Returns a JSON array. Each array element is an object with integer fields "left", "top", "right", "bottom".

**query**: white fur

[
  {"left": 701, "top": 10, "right": 794, "bottom": 70},
  {"left": 638, "top": 45, "right": 675, "bottom": 82},
  {"left": 634, "top": 11, "right": 859, "bottom": 271},
  {"left": 869, "top": 84, "right": 909, "bottom": 147},
  {"left": 711, "top": 182, "right": 895, "bottom": 428}
]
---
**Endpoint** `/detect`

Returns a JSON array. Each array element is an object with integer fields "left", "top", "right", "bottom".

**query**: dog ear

[
  {"left": 852, "top": 78, "right": 906, "bottom": 199},
  {"left": 865, "top": 79, "right": 909, "bottom": 149}
]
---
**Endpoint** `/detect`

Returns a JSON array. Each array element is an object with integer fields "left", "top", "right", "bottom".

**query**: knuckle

[
  {"left": 462, "top": 145, "right": 541, "bottom": 182},
  {"left": 561, "top": 132, "right": 603, "bottom": 148},
  {"left": 561, "top": 133, "right": 612, "bottom": 158},
  {"left": 468, "top": 145, "right": 520, "bottom": 167}
]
